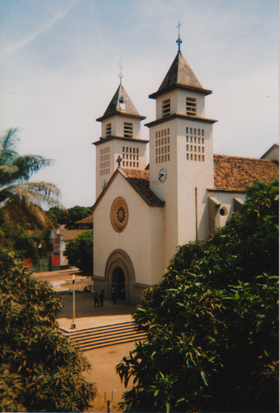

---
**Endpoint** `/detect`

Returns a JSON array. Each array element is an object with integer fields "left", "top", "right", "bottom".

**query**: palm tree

[{"left": 0, "top": 128, "right": 64, "bottom": 228}]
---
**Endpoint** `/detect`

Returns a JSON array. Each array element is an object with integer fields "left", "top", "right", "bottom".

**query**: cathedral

[{"left": 92, "top": 39, "right": 279, "bottom": 305}]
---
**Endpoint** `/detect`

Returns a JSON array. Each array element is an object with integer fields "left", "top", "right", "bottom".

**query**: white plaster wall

[
  {"left": 150, "top": 206, "right": 165, "bottom": 283},
  {"left": 94, "top": 173, "right": 163, "bottom": 287},
  {"left": 207, "top": 191, "right": 247, "bottom": 228},
  {"left": 115, "top": 139, "right": 147, "bottom": 170},
  {"left": 176, "top": 119, "right": 214, "bottom": 244},
  {"left": 95, "top": 140, "right": 115, "bottom": 199},
  {"left": 177, "top": 89, "right": 205, "bottom": 117},
  {"left": 149, "top": 119, "right": 179, "bottom": 269},
  {"left": 155, "top": 90, "right": 206, "bottom": 119},
  {"left": 101, "top": 115, "right": 141, "bottom": 139}
]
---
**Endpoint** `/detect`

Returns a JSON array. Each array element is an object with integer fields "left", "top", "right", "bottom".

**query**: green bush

[
  {"left": 64, "top": 230, "right": 93, "bottom": 275},
  {"left": 0, "top": 251, "right": 96, "bottom": 412},
  {"left": 117, "top": 178, "right": 279, "bottom": 412}
]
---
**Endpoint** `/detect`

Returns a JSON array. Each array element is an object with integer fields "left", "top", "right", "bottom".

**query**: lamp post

[{"left": 71, "top": 274, "right": 76, "bottom": 329}]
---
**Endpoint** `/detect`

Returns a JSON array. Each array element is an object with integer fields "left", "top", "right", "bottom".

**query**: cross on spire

[
  {"left": 118, "top": 59, "right": 124, "bottom": 84},
  {"left": 116, "top": 155, "right": 122, "bottom": 168},
  {"left": 176, "top": 19, "right": 182, "bottom": 52}
]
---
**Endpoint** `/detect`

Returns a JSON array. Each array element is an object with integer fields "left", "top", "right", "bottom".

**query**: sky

[{"left": 0, "top": 0, "right": 278, "bottom": 208}]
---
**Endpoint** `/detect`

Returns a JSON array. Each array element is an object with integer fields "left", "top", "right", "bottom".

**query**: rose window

[{"left": 110, "top": 197, "right": 129, "bottom": 232}]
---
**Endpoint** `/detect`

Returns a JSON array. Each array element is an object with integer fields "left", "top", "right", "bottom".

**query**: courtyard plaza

[{"left": 32, "top": 268, "right": 139, "bottom": 412}]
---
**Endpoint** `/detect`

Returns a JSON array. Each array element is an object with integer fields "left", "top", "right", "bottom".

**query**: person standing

[
  {"left": 94, "top": 291, "right": 99, "bottom": 307},
  {"left": 99, "top": 289, "right": 104, "bottom": 306}
]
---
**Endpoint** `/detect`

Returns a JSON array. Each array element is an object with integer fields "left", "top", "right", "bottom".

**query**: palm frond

[
  {"left": 0, "top": 197, "right": 55, "bottom": 229},
  {"left": 0, "top": 128, "right": 20, "bottom": 164},
  {"left": 0, "top": 128, "right": 65, "bottom": 229}
]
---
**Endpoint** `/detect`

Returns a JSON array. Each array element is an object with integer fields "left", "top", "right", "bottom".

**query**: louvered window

[
  {"left": 124, "top": 122, "right": 133, "bottom": 138},
  {"left": 162, "top": 99, "right": 170, "bottom": 117},
  {"left": 186, "top": 97, "right": 197, "bottom": 116}
]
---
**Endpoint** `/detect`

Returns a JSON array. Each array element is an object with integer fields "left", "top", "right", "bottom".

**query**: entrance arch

[
  {"left": 105, "top": 249, "right": 135, "bottom": 305},
  {"left": 112, "top": 267, "right": 125, "bottom": 301}
]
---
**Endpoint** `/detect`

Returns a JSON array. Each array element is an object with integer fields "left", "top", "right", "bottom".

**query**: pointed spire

[
  {"left": 149, "top": 50, "right": 212, "bottom": 98},
  {"left": 96, "top": 84, "right": 146, "bottom": 122}
]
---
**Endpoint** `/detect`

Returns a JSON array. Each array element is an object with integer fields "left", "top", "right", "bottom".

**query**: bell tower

[
  {"left": 146, "top": 31, "right": 217, "bottom": 265},
  {"left": 94, "top": 71, "right": 147, "bottom": 199}
]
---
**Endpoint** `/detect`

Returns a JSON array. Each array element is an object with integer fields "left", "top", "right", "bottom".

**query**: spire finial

[
  {"left": 176, "top": 19, "right": 182, "bottom": 52},
  {"left": 118, "top": 58, "right": 124, "bottom": 84}
]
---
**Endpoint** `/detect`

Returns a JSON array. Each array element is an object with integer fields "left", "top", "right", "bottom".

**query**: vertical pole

[
  {"left": 195, "top": 187, "right": 198, "bottom": 240},
  {"left": 71, "top": 274, "right": 76, "bottom": 329}
]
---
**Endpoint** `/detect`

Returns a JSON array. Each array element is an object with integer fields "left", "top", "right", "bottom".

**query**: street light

[{"left": 71, "top": 274, "right": 76, "bottom": 329}]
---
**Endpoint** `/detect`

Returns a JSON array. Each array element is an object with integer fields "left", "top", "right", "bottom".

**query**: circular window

[
  {"left": 110, "top": 197, "right": 129, "bottom": 232},
  {"left": 219, "top": 207, "right": 228, "bottom": 216}
]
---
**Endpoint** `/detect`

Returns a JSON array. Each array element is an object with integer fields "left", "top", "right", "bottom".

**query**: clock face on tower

[
  {"left": 101, "top": 179, "right": 107, "bottom": 190},
  {"left": 158, "top": 167, "right": 167, "bottom": 183}
]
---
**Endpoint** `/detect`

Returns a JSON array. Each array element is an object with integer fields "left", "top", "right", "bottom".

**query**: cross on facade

[{"left": 116, "top": 155, "right": 122, "bottom": 168}]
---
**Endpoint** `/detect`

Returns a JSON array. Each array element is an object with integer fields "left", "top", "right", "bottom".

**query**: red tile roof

[
  {"left": 76, "top": 215, "right": 93, "bottom": 224},
  {"left": 213, "top": 155, "right": 278, "bottom": 191},
  {"left": 119, "top": 169, "right": 165, "bottom": 207}
]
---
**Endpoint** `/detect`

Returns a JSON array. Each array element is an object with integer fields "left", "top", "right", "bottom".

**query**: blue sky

[{"left": 0, "top": 0, "right": 278, "bottom": 208}]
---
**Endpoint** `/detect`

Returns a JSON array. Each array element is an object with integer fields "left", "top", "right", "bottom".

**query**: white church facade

[{"left": 92, "top": 43, "right": 279, "bottom": 305}]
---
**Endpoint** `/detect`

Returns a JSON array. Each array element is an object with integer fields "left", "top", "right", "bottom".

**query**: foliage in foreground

[
  {"left": 0, "top": 128, "right": 63, "bottom": 228},
  {"left": 0, "top": 251, "right": 96, "bottom": 412},
  {"left": 64, "top": 230, "right": 93, "bottom": 275},
  {"left": 117, "top": 178, "right": 279, "bottom": 412}
]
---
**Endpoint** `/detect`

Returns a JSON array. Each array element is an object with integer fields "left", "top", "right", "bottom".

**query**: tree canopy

[
  {"left": 117, "top": 178, "right": 279, "bottom": 413},
  {"left": 0, "top": 128, "right": 63, "bottom": 228},
  {"left": 64, "top": 230, "right": 93, "bottom": 275},
  {"left": 46, "top": 205, "right": 92, "bottom": 229},
  {"left": 0, "top": 250, "right": 96, "bottom": 412}
]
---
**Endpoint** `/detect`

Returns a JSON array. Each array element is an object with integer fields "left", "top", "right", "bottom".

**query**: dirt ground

[{"left": 32, "top": 269, "right": 140, "bottom": 412}]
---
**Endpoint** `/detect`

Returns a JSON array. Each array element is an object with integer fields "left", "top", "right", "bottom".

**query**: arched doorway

[
  {"left": 105, "top": 249, "right": 135, "bottom": 305},
  {"left": 112, "top": 267, "right": 125, "bottom": 301}
]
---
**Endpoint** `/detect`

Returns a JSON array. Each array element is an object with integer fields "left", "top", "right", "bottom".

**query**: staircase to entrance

[{"left": 60, "top": 321, "right": 146, "bottom": 352}]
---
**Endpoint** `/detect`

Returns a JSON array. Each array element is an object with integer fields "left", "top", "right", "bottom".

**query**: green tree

[
  {"left": 64, "top": 230, "right": 93, "bottom": 275},
  {"left": 0, "top": 221, "right": 42, "bottom": 262},
  {"left": 65, "top": 206, "right": 92, "bottom": 229},
  {"left": 0, "top": 128, "right": 63, "bottom": 228},
  {"left": 46, "top": 206, "right": 92, "bottom": 229},
  {"left": 117, "top": 178, "right": 279, "bottom": 413},
  {"left": 0, "top": 250, "right": 96, "bottom": 412}
]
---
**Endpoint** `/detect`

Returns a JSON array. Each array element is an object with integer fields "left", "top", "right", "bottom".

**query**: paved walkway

[
  {"left": 32, "top": 269, "right": 137, "bottom": 332},
  {"left": 57, "top": 292, "right": 136, "bottom": 331}
]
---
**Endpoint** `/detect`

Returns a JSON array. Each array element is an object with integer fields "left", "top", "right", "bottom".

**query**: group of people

[{"left": 93, "top": 289, "right": 104, "bottom": 307}]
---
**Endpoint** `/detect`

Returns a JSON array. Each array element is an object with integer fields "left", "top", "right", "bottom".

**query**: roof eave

[
  {"left": 149, "top": 84, "right": 212, "bottom": 99},
  {"left": 96, "top": 112, "right": 146, "bottom": 122},
  {"left": 93, "top": 136, "right": 149, "bottom": 146},
  {"left": 145, "top": 113, "right": 218, "bottom": 128}
]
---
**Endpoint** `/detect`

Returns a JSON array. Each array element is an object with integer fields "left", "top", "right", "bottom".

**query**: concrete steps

[{"left": 60, "top": 321, "right": 146, "bottom": 351}]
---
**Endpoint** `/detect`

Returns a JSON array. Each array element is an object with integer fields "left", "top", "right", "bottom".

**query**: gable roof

[
  {"left": 213, "top": 155, "right": 279, "bottom": 191},
  {"left": 92, "top": 168, "right": 164, "bottom": 213},
  {"left": 119, "top": 169, "right": 165, "bottom": 206},
  {"left": 96, "top": 84, "right": 146, "bottom": 122},
  {"left": 149, "top": 51, "right": 212, "bottom": 99},
  {"left": 76, "top": 215, "right": 93, "bottom": 225},
  {"left": 260, "top": 143, "right": 279, "bottom": 161}
]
